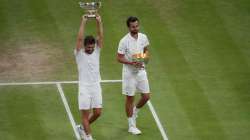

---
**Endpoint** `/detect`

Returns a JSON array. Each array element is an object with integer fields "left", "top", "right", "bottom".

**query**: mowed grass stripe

[
  {"left": 0, "top": 0, "right": 79, "bottom": 81},
  {"left": 0, "top": 86, "right": 49, "bottom": 140},
  {"left": 0, "top": 0, "right": 59, "bottom": 43},
  {"left": 148, "top": 0, "right": 249, "bottom": 139},
  {"left": 0, "top": 0, "right": 10, "bottom": 42},
  {"left": 154, "top": 1, "right": 250, "bottom": 139},
  {"left": 0, "top": 85, "right": 75, "bottom": 140},
  {"left": 210, "top": 0, "right": 250, "bottom": 66},
  {"left": 0, "top": 0, "right": 32, "bottom": 47},
  {"left": 208, "top": 1, "right": 250, "bottom": 138},
  {"left": 146, "top": 0, "right": 242, "bottom": 137},
  {"left": 26, "top": 0, "right": 79, "bottom": 80}
]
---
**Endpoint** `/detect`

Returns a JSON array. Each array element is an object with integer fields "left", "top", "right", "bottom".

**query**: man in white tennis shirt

[
  {"left": 117, "top": 16, "right": 150, "bottom": 135},
  {"left": 75, "top": 14, "right": 103, "bottom": 140}
]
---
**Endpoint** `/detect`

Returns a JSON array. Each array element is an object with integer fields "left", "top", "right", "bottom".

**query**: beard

[
  {"left": 130, "top": 30, "right": 138, "bottom": 35},
  {"left": 85, "top": 49, "right": 94, "bottom": 54}
]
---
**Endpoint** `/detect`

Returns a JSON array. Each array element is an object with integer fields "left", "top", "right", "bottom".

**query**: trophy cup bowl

[{"left": 79, "top": 1, "right": 101, "bottom": 18}]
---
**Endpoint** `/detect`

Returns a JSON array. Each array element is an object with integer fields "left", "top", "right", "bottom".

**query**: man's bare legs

[
  {"left": 80, "top": 108, "right": 102, "bottom": 139},
  {"left": 125, "top": 93, "right": 150, "bottom": 135}
]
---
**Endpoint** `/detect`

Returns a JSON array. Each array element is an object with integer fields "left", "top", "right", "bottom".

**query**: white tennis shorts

[
  {"left": 122, "top": 70, "right": 150, "bottom": 96},
  {"left": 78, "top": 83, "right": 102, "bottom": 110}
]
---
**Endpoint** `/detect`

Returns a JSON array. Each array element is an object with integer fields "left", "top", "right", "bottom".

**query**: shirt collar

[{"left": 128, "top": 32, "right": 140, "bottom": 41}]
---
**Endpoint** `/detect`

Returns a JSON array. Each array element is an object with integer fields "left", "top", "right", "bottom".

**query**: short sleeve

[
  {"left": 74, "top": 49, "right": 78, "bottom": 56},
  {"left": 74, "top": 48, "right": 83, "bottom": 56},
  {"left": 74, "top": 48, "right": 83, "bottom": 64},
  {"left": 94, "top": 45, "right": 101, "bottom": 55},
  {"left": 144, "top": 35, "right": 150, "bottom": 47},
  {"left": 117, "top": 39, "right": 126, "bottom": 54}
]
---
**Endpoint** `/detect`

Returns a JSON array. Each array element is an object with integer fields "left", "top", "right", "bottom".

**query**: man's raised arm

[
  {"left": 96, "top": 14, "right": 104, "bottom": 48},
  {"left": 76, "top": 15, "right": 88, "bottom": 51}
]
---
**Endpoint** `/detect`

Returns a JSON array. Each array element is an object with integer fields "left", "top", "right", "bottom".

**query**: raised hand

[
  {"left": 82, "top": 14, "right": 88, "bottom": 23},
  {"left": 95, "top": 14, "right": 102, "bottom": 23}
]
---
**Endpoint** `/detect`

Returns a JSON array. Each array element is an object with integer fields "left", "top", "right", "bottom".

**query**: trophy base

[{"left": 86, "top": 15, "right": 96, "bottom": 18}]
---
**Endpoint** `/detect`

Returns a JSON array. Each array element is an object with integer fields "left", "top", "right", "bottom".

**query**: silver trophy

[{"left": 79, "top": 1, "right": 101, "bottom": 18}]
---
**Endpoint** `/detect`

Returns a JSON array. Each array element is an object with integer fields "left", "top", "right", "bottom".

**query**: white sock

[
  {"left": 128, "top": 117, "right": 135, "bottom": 128},
  {"left": 134, "top": 106, "right": 140, "bottom": 114}
]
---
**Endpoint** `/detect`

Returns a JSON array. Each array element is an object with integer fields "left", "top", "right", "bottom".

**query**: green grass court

[{"left": 0, "top": 0, "right": 250, "bottom": 140}]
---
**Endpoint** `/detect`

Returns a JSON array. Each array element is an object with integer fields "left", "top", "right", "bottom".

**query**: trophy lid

[{"left": 79, "top": 1, "right": 101, "bottom": 10}]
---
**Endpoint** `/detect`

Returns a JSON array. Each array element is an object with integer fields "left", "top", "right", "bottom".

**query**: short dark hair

[
  {"left": 126, "top": 16, "right": 139, "bottom": 27},
  {"left": 84, "top": 35, "right": 96, "bottom": 46}
]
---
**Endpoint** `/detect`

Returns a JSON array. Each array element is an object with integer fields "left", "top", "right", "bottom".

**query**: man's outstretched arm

[
  {"left": 76, "top": 15, "right": 88, "bottom": 51},
  {"left": 96, "top": 14, "right": 104, "bottom": 48}
]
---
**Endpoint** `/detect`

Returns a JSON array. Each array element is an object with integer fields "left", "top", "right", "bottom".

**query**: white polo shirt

[
  {"left": 118, "top": 33, "right": 150, "bottom": 75},
  {"left": 74, "top": 46, "right": 101, "bottom": 86}
]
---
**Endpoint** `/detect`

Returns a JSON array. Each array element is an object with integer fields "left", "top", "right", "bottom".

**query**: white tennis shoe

[{"left": 128, "top": 126, "right": 142, "bottom": 135}]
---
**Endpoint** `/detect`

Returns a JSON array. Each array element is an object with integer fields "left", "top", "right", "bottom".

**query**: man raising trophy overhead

[{"left": 75, "top": 2, "right": 103, "bottom": 140}]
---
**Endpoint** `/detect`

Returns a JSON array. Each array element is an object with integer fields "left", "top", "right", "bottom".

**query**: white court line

[
  {"left": 56, "top": 83, "right": 81, "bottom": 140},
  {"left": 0, "top": 80, "right": 122, "bottom": 86},
  {"left": 147, "top": 101, "right": 169, "bottom": 140}
]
